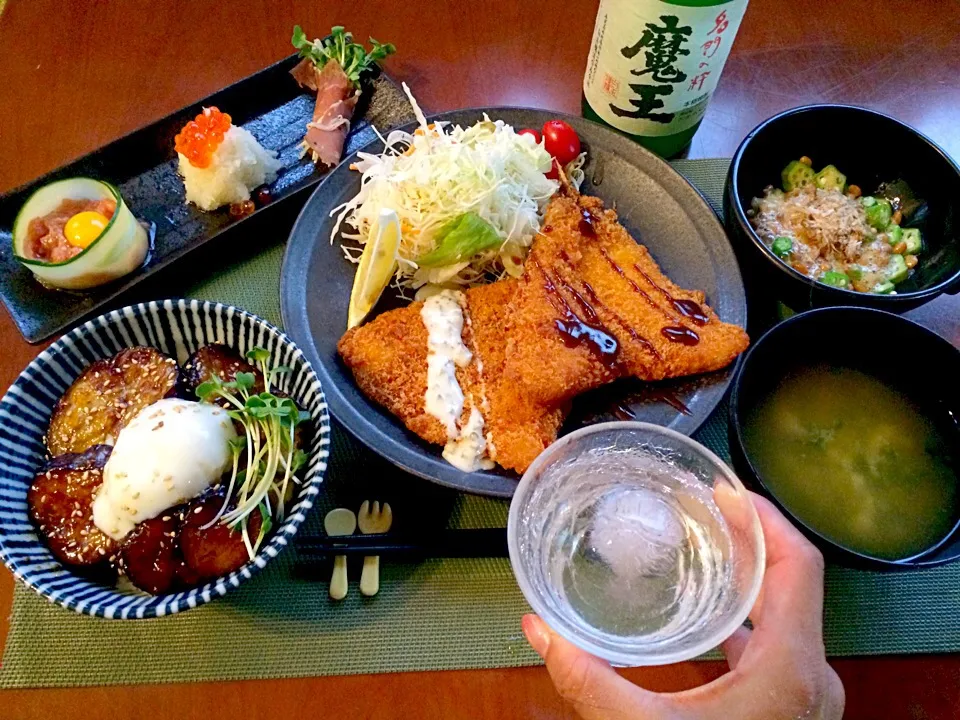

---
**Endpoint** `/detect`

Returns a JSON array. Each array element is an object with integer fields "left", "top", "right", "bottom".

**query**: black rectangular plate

[{"left": 0, "top": 54, "right": 412, "bottom": 343}]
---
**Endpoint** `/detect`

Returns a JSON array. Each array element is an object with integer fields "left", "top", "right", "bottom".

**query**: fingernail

[{"left": 522, "top": 614, "right": 551, "bottom": 658}]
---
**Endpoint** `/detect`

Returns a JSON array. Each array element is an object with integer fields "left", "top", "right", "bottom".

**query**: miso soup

[{"left": 743, "top": 365, "right": 958, "bottom": 560}]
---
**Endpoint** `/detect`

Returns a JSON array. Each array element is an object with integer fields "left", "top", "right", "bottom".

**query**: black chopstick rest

[{"left": 296, "top": 528, "right": 508, "bottom": 559}]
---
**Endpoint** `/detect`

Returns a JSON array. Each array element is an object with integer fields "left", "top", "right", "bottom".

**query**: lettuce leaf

[{"left": 416, "top": 213, "right": 502, "bottom": 268}]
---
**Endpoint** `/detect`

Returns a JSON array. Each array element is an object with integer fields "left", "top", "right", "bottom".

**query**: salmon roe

[{"left": 174, "top": 107, "right": 232, "bottom": 169}]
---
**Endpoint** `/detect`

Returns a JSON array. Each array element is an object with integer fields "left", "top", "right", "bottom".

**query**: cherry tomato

[
  {"left": 518, "top": 128, "right": 542, "bottom": 143},
  {"left": 542, "top": 120, "right": 581, "bottom": 167},
  {"left": 545, "top": 158, "right": 560, "bottom": 180}
]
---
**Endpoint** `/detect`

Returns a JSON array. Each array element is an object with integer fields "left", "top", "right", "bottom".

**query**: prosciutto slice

[{"left": 291, "top": 58, "right": 358, "bottom": 166}]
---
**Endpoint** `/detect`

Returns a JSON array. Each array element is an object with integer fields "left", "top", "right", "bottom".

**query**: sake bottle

[{"left": 582, "top": 0, "right": 750, "bottom": 158}]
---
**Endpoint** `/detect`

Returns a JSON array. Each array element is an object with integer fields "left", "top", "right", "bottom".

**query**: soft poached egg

[{"left": 92, "top": 398, "right": 237, "bottom": 541}]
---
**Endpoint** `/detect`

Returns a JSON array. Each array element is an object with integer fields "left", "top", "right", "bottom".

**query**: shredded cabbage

[{"left": 331, "top": 83, "right": 584, "bottom": 292}]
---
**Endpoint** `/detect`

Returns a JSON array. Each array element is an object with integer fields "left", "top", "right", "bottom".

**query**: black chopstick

[{"left": 296, "top": 528, "right": 509, "bottom": 559}]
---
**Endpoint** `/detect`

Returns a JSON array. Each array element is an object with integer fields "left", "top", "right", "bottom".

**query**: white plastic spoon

[{"left": 324, "top": 508, "right": 357, "bottom": 600}]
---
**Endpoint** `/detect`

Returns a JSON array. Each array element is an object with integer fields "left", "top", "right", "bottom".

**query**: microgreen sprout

[
  {"left": 292, "top": 25, "right": 395, "bottom": 89},
  {"left": 195, "top": 347, "right": 310, "bottom": 558}
]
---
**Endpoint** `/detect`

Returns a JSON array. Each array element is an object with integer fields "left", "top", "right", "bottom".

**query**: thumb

[{"left": 522, "top": 615, "right": 669, "bottom": 720}]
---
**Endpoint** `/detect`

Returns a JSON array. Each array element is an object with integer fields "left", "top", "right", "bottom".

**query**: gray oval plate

[{"left": 281, "top": 108, "right": 746, "bottom": 498}]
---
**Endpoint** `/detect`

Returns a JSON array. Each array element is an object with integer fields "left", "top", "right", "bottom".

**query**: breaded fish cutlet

[
  {"left": 338, "top": 280, "right": 569, "bottom": 473},
  {"left": 501, "top": 192, "right": 750, "bottom": 405},
  {"left": 464, "top": 281, "right": 569, "bottom": 472},
  {"left": 338, "top": 188, "right": 749, "bottom": 475},
  {"left": 338, "top": 298, "right": 448, "bottom": 446}
]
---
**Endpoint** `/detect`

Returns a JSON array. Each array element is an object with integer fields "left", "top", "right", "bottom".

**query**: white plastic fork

[{"left": 357, "top": 501, "right": 393, "bottom": 596}]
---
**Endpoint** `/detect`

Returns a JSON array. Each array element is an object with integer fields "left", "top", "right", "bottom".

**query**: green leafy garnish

[
  {"left": 269, "top": 365, "right": 292, "bottom": 378},
  {"left": 234, "top": 371, "right": 257, "bottom": 392},
  {"left": 245, "top": 347, "right": 271, "bottom": 364},
  {"left": 416, "top": 212, "right": 503, "bottom": 268},
  {"left": 292, "top": 25, "right": 396, "bottom": 88},
  {"left": 198, "top": 347, "right": 308, "bottom": 558}
]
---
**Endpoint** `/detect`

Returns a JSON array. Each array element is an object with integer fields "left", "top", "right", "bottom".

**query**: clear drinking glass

[{"left": 508, "top": 421, "right": 765, "bottom": 666}]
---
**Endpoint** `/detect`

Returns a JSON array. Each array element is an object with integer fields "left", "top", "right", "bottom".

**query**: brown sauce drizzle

[
  {"left": 554, "top": 246, "right": 662, "bottom": 362},
  {"left": 555, "top": 275, "right": 601, "bottom": 326},
  {"left": 555, "top": 319, "right": 619, "bottom": 366},
  {"left": 661, "top": 326, "right": 700, "bottom": 346},
  {"left": 598, "top": 247, "right": 666, "bottom": 316},
  {"left": 607, "top": 388, "right": 691, "bottom": 420},
  {"left": 533, "top": 259, "right": 620, "bottom": 369},
  {"left": 634, "top": 264, "right": 710, "bottom": 327},
  {"left": 578, "top": 209, "right": 597, "bottom": 237},
  {"left": 580, "top": 282, "right": 662, "bottom": 361},
  {"left": 671, "top": 299, "right": 709, "bottom": 326},
  {"left": 641, "top": 387, "right": 692, "bottom": 416}
]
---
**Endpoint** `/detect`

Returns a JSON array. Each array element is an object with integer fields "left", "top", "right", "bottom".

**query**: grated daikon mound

[{"left": 178, "top": 126, "right": 281, "bottom": 212}]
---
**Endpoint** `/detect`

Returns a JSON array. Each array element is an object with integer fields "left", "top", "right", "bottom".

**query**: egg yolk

[{"left": 64, "top": 211, "right": 110, "bottom": 249}]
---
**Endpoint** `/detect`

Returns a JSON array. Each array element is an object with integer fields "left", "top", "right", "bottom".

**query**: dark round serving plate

[{"left": 281, "top": 107, "right": 747, "bottom": 497}]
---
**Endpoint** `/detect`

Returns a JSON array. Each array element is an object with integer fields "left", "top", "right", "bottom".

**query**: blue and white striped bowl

[{"left": 0, "top": 299, "right": 331, "bottom": 618}]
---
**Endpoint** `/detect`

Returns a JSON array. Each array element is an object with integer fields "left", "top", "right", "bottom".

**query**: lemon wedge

[{"left": 347, "top": 208, "right": 401, "bottom": 329}]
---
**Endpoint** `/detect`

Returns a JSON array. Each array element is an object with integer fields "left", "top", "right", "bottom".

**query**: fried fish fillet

[
  {"left": 501, "top": 192, "right": 750, "bottom": 405},
  {"left": 338, "top": 280, "right": 567, "bottom": 473},
  {"left": 338, "top": 189, "right": 749, "bottom": 475},
  {"left": 464, "top": 281, "right": 569, "bottom": 472},
  {"left": 337, "top": 296, "right": 447, "bottom": 446}
]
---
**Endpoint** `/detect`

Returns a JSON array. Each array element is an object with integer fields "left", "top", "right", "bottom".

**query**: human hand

[{"left": 521, "top": 493, "right": 844, "bottom": 720}]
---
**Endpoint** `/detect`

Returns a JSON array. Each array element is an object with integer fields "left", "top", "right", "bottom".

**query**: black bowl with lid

[
  {"left": 724, "top": 105, "right": 960, "bottom": 314},
  {"left": 728, "top": 306, "right": 960, "bottom": 570}
]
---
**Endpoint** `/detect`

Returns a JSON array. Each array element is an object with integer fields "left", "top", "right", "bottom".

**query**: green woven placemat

[{"left": 3, "top": 159, "right": 960, "bottom": 689}]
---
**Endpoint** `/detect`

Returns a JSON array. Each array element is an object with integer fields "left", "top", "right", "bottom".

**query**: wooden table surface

[{"left": 2, "top": 0, "right": 959, "bottom": 717}]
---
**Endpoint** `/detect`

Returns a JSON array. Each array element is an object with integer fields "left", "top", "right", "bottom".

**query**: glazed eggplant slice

[
  {"left": 118, "top": 512, "right": 183, "bottom": 594},
  {"left": 180, "top": 344, "right": 265, "bottom": 399},
  {"left": 174, "top": 555, "right": 204, "bottom": 590},
  {"left": 46, "top": 347, "right": 178, "bottom": 455},
  {"left": 28, "top": 445, "right": 118, "bottom": 566},
  {"left": 181, "top": 489, "right": 262, "bottom": 581}
]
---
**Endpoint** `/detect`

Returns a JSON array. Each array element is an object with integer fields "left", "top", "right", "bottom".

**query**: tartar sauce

[
  {"left": 443, "top": 406, "right": 495, "bottom": 472},
  {"left": 421, "top": 290, "right": 472, "bottom": 437},
  {"left": 421, "top": 290, "right": 494, "bottom": 471}
]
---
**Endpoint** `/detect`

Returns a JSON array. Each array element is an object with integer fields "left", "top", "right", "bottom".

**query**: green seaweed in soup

[{"left": 744, "top": 365, "right": 958, "bottom": 560}]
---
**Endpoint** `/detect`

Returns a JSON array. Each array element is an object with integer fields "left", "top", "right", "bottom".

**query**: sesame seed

[{"left": 194, "top": 506, "right": 203, "bottom": 514}]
